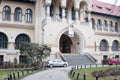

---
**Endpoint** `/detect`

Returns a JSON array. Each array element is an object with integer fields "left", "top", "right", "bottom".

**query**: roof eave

[{"left": 91, "top": 11, "right": 120, "bottom": 18}]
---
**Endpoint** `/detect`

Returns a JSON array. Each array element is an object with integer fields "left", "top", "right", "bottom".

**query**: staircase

[{"left": 62, "top": 54, "right": 96, "bottom": 66}]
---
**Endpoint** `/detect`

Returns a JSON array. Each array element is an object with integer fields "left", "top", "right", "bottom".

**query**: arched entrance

[
  {"left": 58, "top": 29, "right": 85, "bottom": 54},
  {"left": 59, "top": 34, "right": 72, "bottom": 53}
]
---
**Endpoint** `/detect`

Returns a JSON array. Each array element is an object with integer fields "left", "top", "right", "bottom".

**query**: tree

[
  {"left": 20, "top": 43, "right": 51, "bottom": 67},
  {"left": 20, "top": 43, "right": 38, "bottom": 64},
  {"left": 36, "top": 44, "right": 51, "bottom": 62},
  {"left": 13, "top": 58, "right": 17, "bottom": 68}
]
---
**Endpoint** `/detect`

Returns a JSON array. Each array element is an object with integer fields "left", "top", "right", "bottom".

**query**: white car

[{"left": 47, "top": 59, "right": 68, "bottom": 67}]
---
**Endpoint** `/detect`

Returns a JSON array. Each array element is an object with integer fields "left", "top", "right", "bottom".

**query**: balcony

[
  {"left": 95, "top": 31, "right": 120, "bottom": 37},
  {"left": 0, "top": 21, "right": 34, "bottom": 29},
  {"left": 0, "top": 13, "right": 34, "bottom": 29}
]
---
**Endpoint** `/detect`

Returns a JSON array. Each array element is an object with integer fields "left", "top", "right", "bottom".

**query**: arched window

[
  {"left": 25, "top": 9, "right": 32, "bottom": 23},
  {"left": 14, "top": 7, "right": 22, "bottom": 22},
  {"left": 50, "top": 3, "right": 54, "bottom": 17},
  {"left": 100, "top": 40, "right": 108, "bottom": 51},
  {"left": 103, "top": 20, "right": 107, "bottom": 31},
  {"left": 109, "top": 21, "right": 113, "bottom": 32},
  {"left": 2, "top": 6, "right": 11, "bottom": 20},
  {"left": 112, "top": 40, "right": 119, "bottom": 51},
  {"left": 15, "top": 34, "right": 30, "bottom": 49},
  {"left": 71, "top": 6, "right": 75, "bottom": 20},
  {"left": 0, "top": 32, "right": 8, "bottom": 49},
  {"left": 115, "top": 22, "right": 118, "bottom": 32},
  {"left": 97, "top": 19, "right": 101, "bottom": 30},
  {"left": 59, "top": 6, "right": 62, "bottom": 18},
  {"left": 91, "top": 18, "right": 95, "bottom": 29}
]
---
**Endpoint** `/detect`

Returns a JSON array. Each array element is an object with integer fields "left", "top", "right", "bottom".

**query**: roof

[
  {"left": 11, "top": 0, "right": 35, "bottom": 3},
  {"left": 92, "top": 0, "right": 120, "bottom": 17}
]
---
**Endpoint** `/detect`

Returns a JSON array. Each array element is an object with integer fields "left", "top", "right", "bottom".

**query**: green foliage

[
  {"left": 0, "top": 69, "right": 38, "bottom": 80},
  {"left": 70, "top": 66, "right": 120, "bottom": 80},
  {"left": 20, "top": 43, "right": 51, "bottom": 65},
  {"left": 20, "top": 43, "right": 39, "bottom": 58},
  {"left": 13, "top": 58, "right": 17, "bottom": 65},
  {"left": 36, "top": 44, "right": 51, "bottom": 60},
  {"left": 13, "top": 58, "right": 17, "bottom": 68}
]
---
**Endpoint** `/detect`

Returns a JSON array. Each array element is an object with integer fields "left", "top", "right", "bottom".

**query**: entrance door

[{"left": 59, "top": 34, "right": 72, "bottom": 53}]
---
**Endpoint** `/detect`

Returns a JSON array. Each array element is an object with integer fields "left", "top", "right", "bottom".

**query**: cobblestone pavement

[{"left": 21, "top": 67, "right": 71, "bottom": 80}]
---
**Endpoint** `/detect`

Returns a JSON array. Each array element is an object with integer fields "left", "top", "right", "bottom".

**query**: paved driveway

[{"left": 21, "top": 67, "right": 71, "bottom": 80}]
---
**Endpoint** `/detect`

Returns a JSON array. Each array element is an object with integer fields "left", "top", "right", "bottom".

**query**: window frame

[
  {"left": 2, "top": 6, "right": 11, "bottom": 21},
  {"left": 25, "top": 9, "right": 32, "bottom": 23},
  {"left": 112, "top": 40, "right": 119, "bottom": 51},
  {"left": 15, "top": 34, "right": 30, "bottom": 49},
  {"left": 0, "top": 32, "right": 8, "bottom": 49},
  {"left": 14, "top": 7, "right": 22, "bottom": 22},
  {"left": 100, "top": 40, "right": 108, "bottom": 51}
]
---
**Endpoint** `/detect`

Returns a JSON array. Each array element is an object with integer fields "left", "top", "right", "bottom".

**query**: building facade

[{"left": 0, "top": 0, "right": 120, "bottom": 64}]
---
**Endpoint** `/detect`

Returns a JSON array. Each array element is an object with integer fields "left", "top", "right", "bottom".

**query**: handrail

[
  {"left": 56, "top": 52, "right": 67, "bottom": 61},
  {"left": 84, "top": 52, "right": 97, "bottom": 63}
]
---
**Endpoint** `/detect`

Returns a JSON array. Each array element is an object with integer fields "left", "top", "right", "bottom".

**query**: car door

[
  {"left": 52, "top": 60, "right": 57, "bottom": 66},
  {"left": 116, "top": 58, "right": 119, "bottom": 64},
  {"left": 118, "top": 58, "right": 120, "bottom": 64},
  {"left": 57, "top": 60, "right": 63, "bottom": 66}
]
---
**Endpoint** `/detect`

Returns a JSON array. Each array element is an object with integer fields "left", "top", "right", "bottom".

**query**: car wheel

[
  {"left": 63, "top": 64, "right": 67, "bottom": 67},
  {"left": 50, "top": 64, "right": 53, "bottom": 68}
]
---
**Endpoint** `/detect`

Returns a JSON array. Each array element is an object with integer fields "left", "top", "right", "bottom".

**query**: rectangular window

[
  {"left": 115, "top": 55, "right": 119, "bottom": 58},
  {"left": 19, "top": 55, "right": 27, "bottom": 63},
  {"left": 103, "top": 55, "right": 108, "bottom": 60}
]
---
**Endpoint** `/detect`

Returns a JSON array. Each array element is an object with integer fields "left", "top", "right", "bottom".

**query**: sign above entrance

[{"left": 68, "top": 24, "right": 74, "bottom": 37}]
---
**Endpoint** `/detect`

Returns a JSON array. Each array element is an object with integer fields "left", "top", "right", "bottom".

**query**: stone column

[
  {"left": 8, "top": 42, "right": 15, "bottom": 50},
  {"left": 75, "top": 9, "right": 79, "bottom": 23},
  {"left": 11, "top": 13, "right": 14, "bottom": 23},
  {"left": 45, "top": 0, "right": 51, "bottom": 5},
  {"left": 62, "top": 8, "right": 66, "bottom": 18},
  {"left": 55, "top": 6, "right": 60, "bottom": 21},
  {"left": 61, "top": 0, "right": 66, "bottom": 21},
  {"left": 102, "top": 23, "right": 104, "bottom": 31},
  {"left": 96, "top": 46, "right": 100, "bottom": 52},
  {"left": 113, "top": 26, "right": 115, "bottom": 32},
  {"left": 46, "top": 5, "right": 50, "bottom": 16},
  {"left": 87, "top": 11, "right": 91, "bottom": 23},
  {"left": 109, "top": 46, "right": 112, "bottom": 52},
  {"left": 35, "top": 0, "right": 42, "bottom": 44},
  {"left": 108, "top": 25, "right": 110, "bottom": 32},
  {"left": 61, "top": 0, "right": 66, "bottom": 8},
  {"left": 80, "top": 8, "right": 84, "bottom": 22},
  {"left": 46, "top": 0, "right": 51, "bottom": 19},
  {"left": 74, "top": 0, "right": 79, "bottom": 23},
  {"left": 22, "top": 15, "right": 25, "bottom": 24},
  {"left": 61, "top": 7, "right": 66, "bottom": 22}
]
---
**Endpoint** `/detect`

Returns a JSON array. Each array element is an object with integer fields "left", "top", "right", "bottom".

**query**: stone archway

[
  {"left": 59, "top": 34, "right": 73, "bottom": 53},
  {"left": 59, "top": 31, "right": 82, "bottom": 54}
]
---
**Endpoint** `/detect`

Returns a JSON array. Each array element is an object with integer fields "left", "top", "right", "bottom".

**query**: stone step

[{"left": 62, "top": 54, "right": 96, "bottom": 66}]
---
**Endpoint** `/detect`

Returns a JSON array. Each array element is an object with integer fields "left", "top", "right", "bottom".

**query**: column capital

[
  {"left": 61, "top": 0, "right": 66, "bottom": 8},
  {"left": 74, "top": 2, "right": 79, "bottom": 10},
  {"left": 75, "top": 10, "right": 79, "bottom": 20},
  {"left": 45, "top": 0, "right": 51, "bottom": 5},
  {"left": 62, "top": 8, "right": 66, "bottom": 18}
]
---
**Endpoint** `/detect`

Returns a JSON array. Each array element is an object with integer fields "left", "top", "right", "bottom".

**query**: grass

[
  {"left": 0, "top": 70, "right": 10, "bottom": 80},
  {"left": 69, "top": 66, "right": 120, "bottom": 80},
  {"left": 0, "top": 69, "right": 39, "bottom": 80}
]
